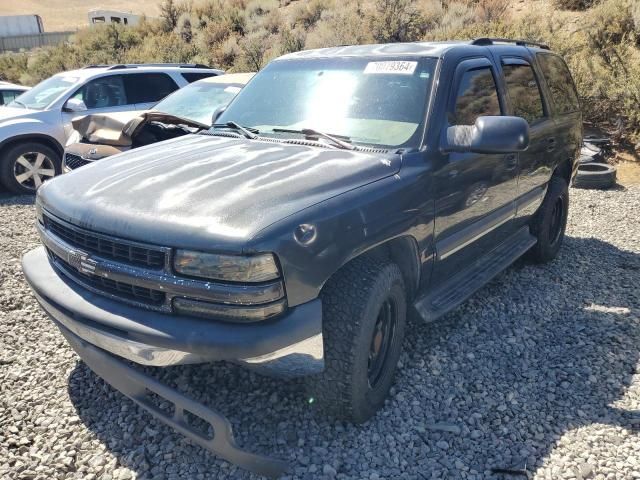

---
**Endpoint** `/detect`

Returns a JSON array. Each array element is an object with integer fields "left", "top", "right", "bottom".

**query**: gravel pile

[{"left": 1, "top": 186, "right": 639, "bottom": 480}]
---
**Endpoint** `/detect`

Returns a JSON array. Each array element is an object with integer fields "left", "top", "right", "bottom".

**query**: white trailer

[
  {"left": 0, "top": 15, "right": 44, "bottom": 37},
  {"left": 88, "top": 10, "right": 141, "bottom": 26}
]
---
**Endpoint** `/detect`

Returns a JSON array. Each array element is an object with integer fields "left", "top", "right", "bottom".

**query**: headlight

[{"left": 173, "top": 250, "right": 280, "bottom": 282}]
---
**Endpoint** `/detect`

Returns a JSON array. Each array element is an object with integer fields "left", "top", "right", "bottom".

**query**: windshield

[
  {"left": 217, "top": 56, "right": 437, "bottom": 149},
  {"left": 9, "top": 75, "right": 79, "bottom": 110},
  {"left": 154, "top": 81, "right": 243, "bottom": 125}
]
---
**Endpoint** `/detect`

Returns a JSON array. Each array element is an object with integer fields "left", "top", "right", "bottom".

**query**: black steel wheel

[
  {"left": 528, "top": 176, "right": 569, "bottom": 263},
  {"left": 367, "top": 298, "right": 398, "bottom": 389}
]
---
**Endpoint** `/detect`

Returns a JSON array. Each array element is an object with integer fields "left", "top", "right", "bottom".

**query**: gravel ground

[{"left": 1, "top": 186, "right": 639, "bottom": 480}]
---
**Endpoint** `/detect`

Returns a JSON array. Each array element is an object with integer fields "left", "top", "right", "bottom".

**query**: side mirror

[
  {"left": 63, "top": 98, "right": 87, "bottom": 113},
  {"left": 211, "top": 105, "right": 226, "bottom": 126},
  {"left": 443, "top": 116, "right": 529, "bottom": 154}
]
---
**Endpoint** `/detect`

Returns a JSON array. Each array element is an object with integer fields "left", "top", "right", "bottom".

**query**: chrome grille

[
  {"left": 44, "top": 215, "right": 166, "bottom": 269},
  {"left": 64, "top": 153, "right": 91, "bottom": 170}
]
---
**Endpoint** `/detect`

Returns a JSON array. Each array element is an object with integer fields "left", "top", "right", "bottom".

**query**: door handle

[{"left": 547, "top": 137, "right": 557, "bottom": 152}]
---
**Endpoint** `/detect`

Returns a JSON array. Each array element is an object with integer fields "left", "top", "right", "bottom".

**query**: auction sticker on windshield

[{"left": 364, "top": 61, "right": 418, "bottom": 75}]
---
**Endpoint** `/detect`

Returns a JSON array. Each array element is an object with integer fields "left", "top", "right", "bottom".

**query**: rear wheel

[
  {"left": 0, "top": 142, "right": 61, "bottom": 194},
  {"left": 308, "top": 257, "right": 407, "bottom": 423},
  {"left": 528, "top": 176, "right": 569, "bottom": 263}
]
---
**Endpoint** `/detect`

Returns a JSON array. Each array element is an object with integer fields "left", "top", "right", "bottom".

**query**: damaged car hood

[
  {"left": 71, "top": 111, "right": 207, "bottom": 147},
  {"left": 39, "top": 134, "right": 400, "bottom": 250}
]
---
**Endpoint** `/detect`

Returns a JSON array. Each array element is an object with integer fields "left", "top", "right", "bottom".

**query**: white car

[
  {"left": 63, "top": 72, "right": 254, "bottom": 172},
  {"left": 0, "top": 82, "right": 29, "bottom": 106},
  {"left": 0, "top": 63, "right": 223, "bottom": 194}
]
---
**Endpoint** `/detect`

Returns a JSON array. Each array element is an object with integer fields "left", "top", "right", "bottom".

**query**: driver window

[
  {"left": 72, "top": 76, "right": 127, "bottom": 109},
  {"left": 452, "top": 67, "right": 501, "bottom": 126}
]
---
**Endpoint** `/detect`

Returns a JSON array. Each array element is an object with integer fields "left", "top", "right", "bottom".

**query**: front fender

[
  {"left": 246, "top": 160, "right": 434, "bottom": 307},
  {"left": 0, "top": 120, "right": 65, "bottom": 155}
]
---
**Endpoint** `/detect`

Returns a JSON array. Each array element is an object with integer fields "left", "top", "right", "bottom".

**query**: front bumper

[
  {"left": 63, "top": 142, "right": 127, "bottom": 173},
  {"left": 22, "top": 247, "right": 324, "bottom": 377},
  {"left": 57, "top": 321, "right": 289, "bottom": 478}
]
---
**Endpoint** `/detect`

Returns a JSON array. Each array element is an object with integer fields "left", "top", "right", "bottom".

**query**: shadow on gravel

[
  {"left": 0, "top": 193, "right": 34, "bottom": 206},
  {"left": 66, "top": 235, "right": 640, "bottom": 479}
]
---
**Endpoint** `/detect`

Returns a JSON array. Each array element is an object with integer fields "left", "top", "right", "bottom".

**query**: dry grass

[{"left": 0, "top": 0, "right": 161, "bottom": 32}]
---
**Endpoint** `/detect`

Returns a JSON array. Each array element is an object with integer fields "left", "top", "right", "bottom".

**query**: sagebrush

[{"left": 0, "top": 0, "right": 638, "bottom": 141}]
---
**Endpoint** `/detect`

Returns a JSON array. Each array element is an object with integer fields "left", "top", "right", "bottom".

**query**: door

[
  {"left": 122, "top": 73, "right": 180, "bottom": 110},
  {"left": 60, "top": 75, "right": 136, "bottom": 139},
  {"left": 500, "top": 57, "right": 556, "bottom": 217},
  {"left": 432, "top": 58, "right": 519, "bottom": 279}
]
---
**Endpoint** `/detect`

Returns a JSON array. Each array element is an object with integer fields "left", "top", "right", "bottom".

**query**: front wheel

[
  {"left": 308, "top": 257, "right": 407, "bottom": 423},
  {"left": 0, "top": 142, "right": 61, "bottom": 194},
  {"left": 528, "top": 176, "right": 569, "bottom": 263}
]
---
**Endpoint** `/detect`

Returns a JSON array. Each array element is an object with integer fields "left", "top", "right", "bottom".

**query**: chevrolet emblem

[{"left": 68, "top": 250, "right": 97, "bottom": 275}]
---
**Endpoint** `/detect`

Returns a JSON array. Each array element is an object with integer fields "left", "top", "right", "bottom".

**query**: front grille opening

[
  {"left": 64, "top": 153, "right": 91, "bottom": 170},
  {"left": 44, "top": 215, "right": 166, "bottom": 269},
  {"left": 49, "top": 250, "right": 166, "bottom": 306}
]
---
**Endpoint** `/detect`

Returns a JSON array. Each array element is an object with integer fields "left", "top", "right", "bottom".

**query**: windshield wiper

[
  {"left": 211, "top": 121, "right": 258, "bottom": 139},
  {"left": 272, "top": 128, "right": 356, "bottom": 151}
]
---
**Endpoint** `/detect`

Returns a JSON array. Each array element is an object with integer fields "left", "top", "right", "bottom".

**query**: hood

[
  {"left": 0, "top": 106, "right": 43, "bottom": 124},
  {"left": 39, "top": 134, "right": 400, "bottom": 251},
  {"left": 72, "top": 111, "right": 206, "bottom": 147},
  {"left": 72, "top": 111, "right": 146, "bottom": 147}
]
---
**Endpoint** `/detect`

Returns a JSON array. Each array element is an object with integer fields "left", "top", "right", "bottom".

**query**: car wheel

[
  {"left": 307, "top": 256, "right": 407, "bottom": 423},
  {"left": 528, "top": 176, "right": 569, "bottom": 264},
  {"left": 0, "top": 142, "right": 61, "bottom": 194},
  {"left": 572, "top": 162, "right": 616, "bottom": 190}
]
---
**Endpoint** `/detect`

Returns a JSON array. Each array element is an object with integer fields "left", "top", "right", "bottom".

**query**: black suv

[{"left": 23, "top": 39, "right": 582, "bottom": 477}]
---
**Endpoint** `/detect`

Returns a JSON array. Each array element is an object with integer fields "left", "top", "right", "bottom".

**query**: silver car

[{"left": 0, "top": 64, "right": 222, "bottom": 194}]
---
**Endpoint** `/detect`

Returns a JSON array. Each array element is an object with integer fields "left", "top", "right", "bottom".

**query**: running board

[{"left": 414, "top": 226, "right": 536, "bottom": 323}]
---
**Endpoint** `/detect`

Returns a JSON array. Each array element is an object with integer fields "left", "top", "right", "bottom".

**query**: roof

[
  {"left": 0, "top": 81, "right": 29, "bottom": 90},
  {"left": 200, "top": 72, "right": 255, "bottom": 85},
  {"left": 56, "top": 64, "right": 223, "bottom": 80},
  {"left": 277, "top": 39, "right": 550, "bottom": 61}
]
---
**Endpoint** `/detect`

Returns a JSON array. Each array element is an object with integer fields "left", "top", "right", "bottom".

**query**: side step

[{"left": 414, "top": 226, "right": 536, "bottom": 323}]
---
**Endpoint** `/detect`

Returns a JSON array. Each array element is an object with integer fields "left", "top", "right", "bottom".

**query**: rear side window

[
  {"left": 181, "top": 72, "right": 218, "bottom": 83},
  {"left": 452, "top": 67, "right": 501, "bottom": 126},
  {"left": 72, "top": 76, "right": 127, "bottom": 109},
  {"left": 123, "top": 73, "right": 179, "bottom": 103},
  {"left": 502, "top": 63, "right": 545, "bottom": 124},
  {"left": 1, "top": 90, "right": 22, "bottom": 105},
  {"left": 537, "top": 54, "right": 579, "bottom": 114}
]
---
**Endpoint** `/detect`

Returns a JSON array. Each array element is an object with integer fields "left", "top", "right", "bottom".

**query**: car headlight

[{"left": 173, "top": 250, "right": 280, "bottom": 282}]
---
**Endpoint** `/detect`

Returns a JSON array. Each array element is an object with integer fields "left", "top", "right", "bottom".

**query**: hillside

[
  {"left": 0, "top": 1, "right": 160, "bottom": 32},
  {"left": 0, "top": 0, "right": 638, "bottom": 145}
]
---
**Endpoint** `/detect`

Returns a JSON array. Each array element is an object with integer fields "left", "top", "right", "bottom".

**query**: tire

[
  {"left": 0, "top": 142, "right": 61, "bottom": 194},
  {"left": 308, "top": 257, "right": 407, "bottom": 423},
  {"left": 572, "top": 162, "right": 616, "bottom": 190},
  {"left": 528, "top": 176, "right": 569, "bottom": 264}
]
